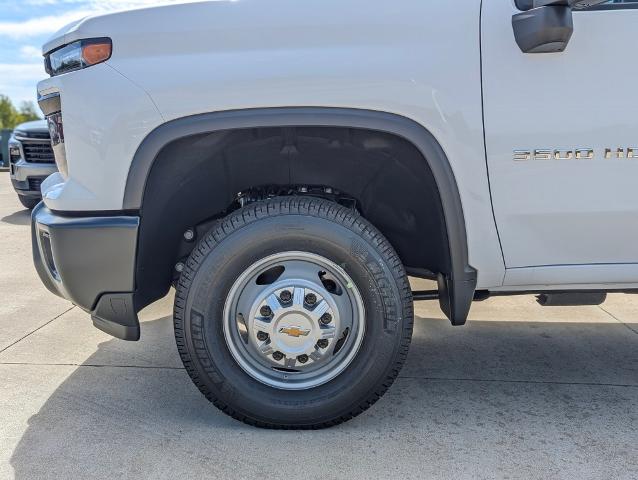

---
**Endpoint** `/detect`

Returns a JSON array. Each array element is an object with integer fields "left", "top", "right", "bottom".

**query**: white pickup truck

[
  {"left": 32, "top": 0, "right": 638, "bottom": 428},
  {"left": 8, "top": 120, "right": 57, "bottom": 209}
]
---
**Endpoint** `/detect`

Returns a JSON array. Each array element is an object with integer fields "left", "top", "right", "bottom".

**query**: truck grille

[{"left": 22, "top": 141, "right": 55, "bottom": 164}]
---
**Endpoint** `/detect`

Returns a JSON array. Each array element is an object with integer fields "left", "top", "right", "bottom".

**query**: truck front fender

[{"left": 124, "top": 107, "right": 477, "bottom": 324}]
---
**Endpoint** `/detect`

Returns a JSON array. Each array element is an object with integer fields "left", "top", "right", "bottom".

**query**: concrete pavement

[{"left": 0, "top": 173, "right": 637, "bottom": 479}]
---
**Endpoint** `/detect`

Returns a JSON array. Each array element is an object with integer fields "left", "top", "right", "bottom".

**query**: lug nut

[
  {"left": 272, "top": 351, "right": 284, "bottom": 361},
  {"left": 257, "top": 331, "right": 269, "bottom": 342},
  {"left": 279, "top": 290, "right": 292, "bottom": 303},
  {"left": 317, "top": 339, "right": 329, "bottom": 349},
  {"left": 304, "top": 293, "right": 317, "bottom": 306},
  {"left": 183, "top": 229, "right": 195, "bottom": 241},
  {"left": 175, "top": 262, "right": 185, "bottom": 273},
  {"left": 320, "top": 313, "right": 332, "bottom": 325},
  {"left": 260, "top": 305, "right": 273, "bottom": 317},
  {"left": 297, "top": 354, "right": 309, "bottom": 364}
]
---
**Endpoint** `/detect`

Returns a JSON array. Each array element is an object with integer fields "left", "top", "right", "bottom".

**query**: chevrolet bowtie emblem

[{"left": 279, "top": 326, "right": 311, "bottom": 338}]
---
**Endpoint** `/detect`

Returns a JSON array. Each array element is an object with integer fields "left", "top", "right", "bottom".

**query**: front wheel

[{"left": 174, "top": 197, "right": 413, "bottom": 428}]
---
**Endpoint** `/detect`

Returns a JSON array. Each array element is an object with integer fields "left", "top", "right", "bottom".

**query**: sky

[{"left": 0, "top": 0, "right": 194, "bottom": 109}]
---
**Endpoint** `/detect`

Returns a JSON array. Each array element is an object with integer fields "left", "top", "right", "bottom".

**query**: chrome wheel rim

[{"left": 223, "top": 251, "right": 365, "bottom": 390}]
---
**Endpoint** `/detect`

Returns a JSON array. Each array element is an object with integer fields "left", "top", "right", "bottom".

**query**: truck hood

[
  {"left": 42, "top": 1, "right": 212, "bottom": 54},
  {"left": 42, "top": 18, "right": 87, "bottom": 54},
  {"left": 14, "top": 120, "right": 48, "bottom": 134}
]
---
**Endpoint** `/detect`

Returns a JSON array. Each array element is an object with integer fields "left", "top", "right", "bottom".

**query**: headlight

[
  {"left": 9, "top": 144, "right": 22, "bottom": 164},
  {"left": 45, "top": 38, "right": 112, "bottom": 77}
]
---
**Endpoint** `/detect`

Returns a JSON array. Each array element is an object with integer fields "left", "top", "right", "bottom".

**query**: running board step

[
  {"left": 412, "top": 290, "right": 608, "bottom": 306},
  {"left": 536, "top": 292, "right": 607, "bottom": 307}
]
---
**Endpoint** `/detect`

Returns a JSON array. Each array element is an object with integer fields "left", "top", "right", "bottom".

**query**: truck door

[{"left": 482, "top": 0, "right": 638, "bottom": 287}]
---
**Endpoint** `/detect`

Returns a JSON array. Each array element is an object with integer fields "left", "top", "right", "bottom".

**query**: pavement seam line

[
  {"left": 396, "top": 375, "right": 638, "bottom": 388},
  {"left": 0, "top": 305, "right": 75, "bottom": 355},
  {"left": 0, "top": 362, "right": 183, "bottom": 370},
  {"left": 598, "top": 304, "right": 638, "bottom": 336},
  {"left": 2, "top": 362, "right": 635, "bottom": 388}
]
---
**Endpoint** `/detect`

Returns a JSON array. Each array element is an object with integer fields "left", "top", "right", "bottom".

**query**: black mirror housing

[
  {"left": 516, "top": 0, "right": 607, "bottom": 10},
  {"left": 512, "top": 6, "right": 573, "bottom": 53}
]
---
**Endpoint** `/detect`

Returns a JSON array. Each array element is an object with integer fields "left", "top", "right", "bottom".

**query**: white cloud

[
  {"left": 20, "top": 45, "right": 43, "bottom": 60},
  {"left": 0, "top": 63, "right": 46, "bottom": 81},
  {"left": 0, "top": 63, "right": 47, "bottom": 104},
  {"left": 0, "top": 84, "right": 40, "bottom": 106},
  {"left": 0, "top": 10, "right": 92, "bottom": 39}
]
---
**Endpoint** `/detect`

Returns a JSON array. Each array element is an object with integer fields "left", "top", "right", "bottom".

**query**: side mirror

[
  {"left": 516, "top": 0, "right": 607, "bottom": 9},
  {"left": 512, "top": 0, "right": 607, "bottom": 54},
  {"left": 512, "top": 6, "right": 573, "bottom": 53}
]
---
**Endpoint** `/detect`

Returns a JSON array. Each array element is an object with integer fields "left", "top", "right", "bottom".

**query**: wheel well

[{"left": 134, "top": 125, "right": 452, "bottom": 310}]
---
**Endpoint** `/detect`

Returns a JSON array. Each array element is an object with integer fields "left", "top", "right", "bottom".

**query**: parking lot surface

[{"left": 0, "top": 174, "right": 637, "bottom": 479}]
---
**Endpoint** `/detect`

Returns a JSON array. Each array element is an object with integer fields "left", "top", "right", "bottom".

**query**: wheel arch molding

[{"left": 125, "top": 107, "right": 477, "bottom": 325}]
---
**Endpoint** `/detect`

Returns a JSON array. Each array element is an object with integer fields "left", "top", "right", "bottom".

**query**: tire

[
  {"left": 174, "top": 196, "right": 413, "bottom": 428},
  {"left": 18, "top": 195, "right": 39, "bottom": 209}
]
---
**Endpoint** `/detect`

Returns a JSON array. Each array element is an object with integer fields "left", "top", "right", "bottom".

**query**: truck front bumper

[
  {"left": 31, "top": 203, "right": 141, "bottom": 340},
  {"left": 10, "top": 160, "right": 57, "bottom": 197}
]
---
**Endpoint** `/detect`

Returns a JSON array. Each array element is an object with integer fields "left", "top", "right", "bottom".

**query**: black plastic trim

[
  {"left": 31, "top": 203, "right": 141, "bottom": 339},
  {"left": 124, "top": 107, "right": 477, "bottom": 325},
  {"left": 49, "top": 208, "right": 140, "bottom": 218},
  {"left": 515, "top": 0, "right": 608, "bottom": 10},
  {"left": 92, "top": 293, "right": 140, "bottom": 341},
  {"left": 536, "top": 292, "right": 607, "bottom": 306},
  {"left": 512, "top": 6, "right": 574, "bottom": 53}
]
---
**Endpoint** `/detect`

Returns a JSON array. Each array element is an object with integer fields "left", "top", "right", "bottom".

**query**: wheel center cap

[{"left": 273, "top": 311, "right": 316, "bottom": 354}]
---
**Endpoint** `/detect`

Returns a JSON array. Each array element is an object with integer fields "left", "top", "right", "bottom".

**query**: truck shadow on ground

[
  {"left": 1, "top": 208, "right": 30, "bottom": 226},
  {"left": 9, "top": 313, "right": 638, "bottom": 478}
]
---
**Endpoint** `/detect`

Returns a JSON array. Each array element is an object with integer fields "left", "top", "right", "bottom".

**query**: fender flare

[{"left": 124, "top": 107, "right": 477, "bottom": 324}]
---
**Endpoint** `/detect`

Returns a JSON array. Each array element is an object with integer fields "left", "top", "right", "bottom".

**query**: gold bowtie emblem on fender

[{"left": 279, "top": 326, "right": 311, "bottom": 338}]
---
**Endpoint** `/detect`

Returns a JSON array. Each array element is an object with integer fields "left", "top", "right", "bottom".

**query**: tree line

[{"left": 0, "top": 95, "right": 41, "bottom": 130}]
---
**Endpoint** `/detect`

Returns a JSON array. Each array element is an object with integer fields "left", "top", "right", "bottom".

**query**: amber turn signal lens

[{"left": 82, "top": 42, "right": 112, "bottom": 66}]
